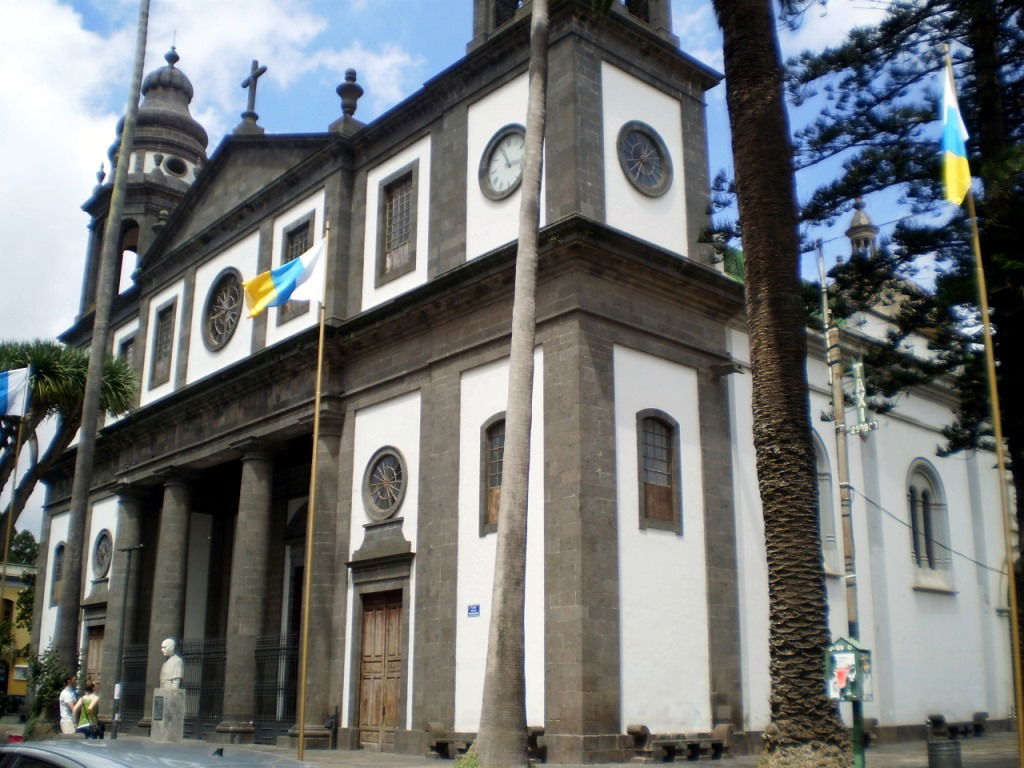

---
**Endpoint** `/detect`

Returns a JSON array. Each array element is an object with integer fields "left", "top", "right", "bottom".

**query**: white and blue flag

[{"left": 0, "top": 367, "right": 30, "bottom": 418}]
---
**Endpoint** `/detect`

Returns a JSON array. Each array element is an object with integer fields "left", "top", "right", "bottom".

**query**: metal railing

[
  {"left": 181, "top": 638, "right": 225, "bottom": 740},
  {"left": 254, "top": 634, "right": 298, "bottom": 744}
]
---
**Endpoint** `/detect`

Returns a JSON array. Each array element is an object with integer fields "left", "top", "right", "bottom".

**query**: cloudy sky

[{"left": 1, "top": 0, "right": 888, "bottom": 532}]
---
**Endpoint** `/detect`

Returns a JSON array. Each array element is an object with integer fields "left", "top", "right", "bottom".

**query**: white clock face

[{"left": 480, "top": 125, "right": 526, "bottom": 200}]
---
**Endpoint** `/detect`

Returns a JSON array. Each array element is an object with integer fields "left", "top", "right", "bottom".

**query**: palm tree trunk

[
  {"left": 711, "top": 1, "right": 849, "bottom": 766},
  {"left": 475, "top": 1, "right": 548, "bottom": 767}
]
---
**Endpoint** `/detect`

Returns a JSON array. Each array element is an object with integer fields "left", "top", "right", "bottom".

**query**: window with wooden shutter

[
  {"left": 480, "top": 414, "right": 506, "bottom": 535},
  {"left": 636, "top": 410, "right": 681, "bottom": 533}
]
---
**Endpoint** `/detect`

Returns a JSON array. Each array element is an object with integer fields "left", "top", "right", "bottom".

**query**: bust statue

[{"left": 159, "top": 638, "right": 184, "bottom": 689}]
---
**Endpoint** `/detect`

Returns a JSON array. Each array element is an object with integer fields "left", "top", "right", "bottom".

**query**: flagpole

[
  {"left": 944, "top": 48, "right": 1024, "bottom": 764},
  {"left": 964, "top": 187, "right": 1024, "bottom": 765},
  {"left": 296, "top": 224, "right": 329, "bottom": 761}
]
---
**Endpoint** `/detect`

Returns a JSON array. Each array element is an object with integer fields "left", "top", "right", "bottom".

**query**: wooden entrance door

[
  {"left": 358, "top": 591, "right": 402, "bottom": 751},
  {"left": 86, "top": 626, "right": 104, "bottom": 688}
]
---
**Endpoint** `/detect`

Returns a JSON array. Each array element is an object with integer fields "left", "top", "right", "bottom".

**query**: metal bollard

[{"left": 927, "top": 739, "right": 962, "bottom": 768}]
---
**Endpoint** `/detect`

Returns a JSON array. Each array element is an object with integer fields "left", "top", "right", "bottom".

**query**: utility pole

[
  {"left": 110, "top": 544, "right": 142, "bottom": 740},
  {"left": 819, "top": 242, "right": 868, "bottom": 768}
]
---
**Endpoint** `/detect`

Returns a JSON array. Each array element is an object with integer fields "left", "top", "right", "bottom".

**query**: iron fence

[
  {"left": 118, "top": 643, "right": 149, "bottom": 726},
  {"left": 181, "top": 637, "right": 225, "bottom": 740},
  {"left": 254, "top": 634, "right": 298, "bottom": 744}
]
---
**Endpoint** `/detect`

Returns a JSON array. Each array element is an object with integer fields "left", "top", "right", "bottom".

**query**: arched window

[
  {"left": 636, "top": 410, "right": 682, "bottom": 533},
  {"left": 50, "top": 542, "right": 65, "bottom": 607},
  {"left": 907, "top": 462, "right": 950, "bottom": 574},
  {"left": 480, "top": 414, "right": 506, "bottom": 536},
  {"left": 813, "top": 434, "right": 839, "bottom": 572},
  {"left": 118, "top": 221, "right": 139, "bottom": 294}
]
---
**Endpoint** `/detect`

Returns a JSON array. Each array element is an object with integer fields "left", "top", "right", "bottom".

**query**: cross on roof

[{"left": 241, "top": 59, "right": 268, "bottom": 116}]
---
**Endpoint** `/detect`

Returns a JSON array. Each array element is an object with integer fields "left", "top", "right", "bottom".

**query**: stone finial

[
  {"left": 165, "top": 46, "right": 180, "bottom": 67},
  {"left": 337, "top": 69, "right": 364, "bottom": 118},
  {"left": 96, "top": 164, "right": 106, "bottom": 185}
]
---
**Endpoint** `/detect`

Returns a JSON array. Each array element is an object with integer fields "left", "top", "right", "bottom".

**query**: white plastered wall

[
  {"left": 601, "top": 62, "right": 687, "bottom": 256},
  {"left": 613, "top": 345, "right": 710, "bottom": 732},
  {"left": 186, "top": 232, "right": 259, "bottom": 385},
  {"left": 107, "top": 319, "right": 139, "bottom": 426},
  {"left": 465, "top": 74, "right": 546, "bottom": 259},
  {"left": 342, "top": 390, "right": 421, "bottom": 728},
  {"left": 83, "top": 497, "right": 118, "bottom": 601},
  {"left": 265, "top": 189, "right": 326, "bottom": 347},
  {"left": 454, "top": 351, "right": 545, "bottom": 730},
  {"left": 728, "top": 325, "right": 1012, "bottom": 730},
  {"left": 140, "top": 280, "right": 186, "bottom": 406},
  {"left": 39, "top": 511, "right": 70, "bottom": 650},
  {"left": 361, "top": 137, "right": 431, "bottom": 311}
]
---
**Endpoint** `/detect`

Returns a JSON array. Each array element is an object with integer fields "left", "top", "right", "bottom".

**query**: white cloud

[
  {"left": 0, "top": 0, "right": 124, "bottom": 340},
  {"left": 673, "top": 2, "right": 722, "bottom": 72},
  {"left": 778, "top": 1, "right": 888, "bottom": 58}
]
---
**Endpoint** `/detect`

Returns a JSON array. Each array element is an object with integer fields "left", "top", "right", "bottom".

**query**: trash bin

[{"left": 927, "top": 739, "right": 962, "bottom": 768}]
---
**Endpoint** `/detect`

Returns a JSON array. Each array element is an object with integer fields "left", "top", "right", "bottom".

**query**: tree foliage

[
  {"left": 787, "top": 0, "right": 1024, "bottom": 533},
  {"left": 0, "top": 340, "right": 136, "bottom": 535}
]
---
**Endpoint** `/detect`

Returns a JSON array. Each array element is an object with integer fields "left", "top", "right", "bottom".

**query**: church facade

[{"left": 34, "top": 0, "right": 1012, "bottom": 759}]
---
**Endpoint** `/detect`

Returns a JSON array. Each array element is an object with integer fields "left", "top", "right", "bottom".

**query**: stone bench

[
  {"left": 928, "top": 712, "right": 988, "bottom": 740},
  {"left": 628, "top": 723, "right": 733, "bottom": 761},
  {"left": 426, "top": 723, "right": 545, "bottom": 760}
]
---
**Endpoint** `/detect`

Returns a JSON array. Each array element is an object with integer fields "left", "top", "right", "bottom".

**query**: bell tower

[
  {"left": 845, "top": 197, "right": 879, "bottom": 258},
  {"left": 78, "top": 48, "right": 208, "bottom": 319},
  {"left": 469, "top": 0, "right": 676, "bottom": 51}
]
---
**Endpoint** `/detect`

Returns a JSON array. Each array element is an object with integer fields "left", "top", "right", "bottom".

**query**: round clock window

[
  {"left": 616, "top": 121, "right": 673, "bottom": 197},
  {"left": 362, "top": 446, "right": 408, "bottom": 521},
  {"left": 479, "top": 124, "right": 527, "bottom": 201},
  {"left": 92, "top": 529, "right": 112, "bottom": 579},
  {"left": 202, "top": 268, "right": 243, "bottom": 351}
]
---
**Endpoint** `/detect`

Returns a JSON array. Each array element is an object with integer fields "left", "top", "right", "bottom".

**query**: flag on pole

[
  {"left": 243, "top": 236, "right": 327, "bottom": 317},
  {"left": 0, "top": 368, "right": 30, "bottom": 418},
  {"left": 941, "top": 62, "right": 971, "bottom": 205}
]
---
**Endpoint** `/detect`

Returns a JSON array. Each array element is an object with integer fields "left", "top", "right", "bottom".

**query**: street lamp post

[{"left": 110, "top": 544, "right": 142, "bottom": 740}]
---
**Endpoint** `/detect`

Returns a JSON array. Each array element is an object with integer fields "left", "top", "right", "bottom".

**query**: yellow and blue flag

[
  {"left": 243, "top": 236, "right": 326, "bottom": 317},
  {"left": 0, "top": 367, "right": 30, "bottom": 418},
  {"left": 941, "top": 63, "right": 971, "bottom": 205}
]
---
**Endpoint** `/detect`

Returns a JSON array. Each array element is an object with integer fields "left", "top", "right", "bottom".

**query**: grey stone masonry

[
  {"left": 289, "top": 414, "right": 342, "bottom": 749},
  {"left": 411, "top": 362, "right": 461, "bottom": 732},
  {"left": 698, "top": 372, "right": 743, "bottom": 727},
  {"left": 99, "top": 487, "right": 143, "bottom": 720},
  {"left": 215, "top": 448, "right": 274, "bottom": 743},
  {"left": 542, "top": 315, "right": 623, "bottom": 763},
  {"left": 143, "top": 477, "right": 191, "bottom": 721}
]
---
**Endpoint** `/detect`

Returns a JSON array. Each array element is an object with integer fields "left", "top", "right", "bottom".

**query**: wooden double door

[{"left": 358, "top": 591, "right": 403, "bottom": 751}]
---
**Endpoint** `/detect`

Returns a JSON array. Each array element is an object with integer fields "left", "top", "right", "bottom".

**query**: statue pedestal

[{"left": 150, "top": 687, "right": 185, "bottom": 743}]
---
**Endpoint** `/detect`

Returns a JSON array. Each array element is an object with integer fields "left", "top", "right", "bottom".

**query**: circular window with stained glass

[
  {"left": 202, "top": 268, "right": 243, "bottom": 351},
  {"left": 616, "top": 120, "right": 673, "bottom": 197},
  {"left": 92, "top": 529, "right": 112, "bottom": 579},
  {"left": 362, "top": 446, "right": 407, "bottom": 521}
]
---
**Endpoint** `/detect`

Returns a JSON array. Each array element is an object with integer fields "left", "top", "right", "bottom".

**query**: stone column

[
  {"left": 99, "top": 485, "right": 143, "bottom": 719},
  {"left": 290, "top": 416, "right": 341, "bottom": 749},
  {"left": 215, "top": 447, "right": 274, "bottom": 743},
  {"left": 143, "top": 475, "right": 191, "bottom": 721}
]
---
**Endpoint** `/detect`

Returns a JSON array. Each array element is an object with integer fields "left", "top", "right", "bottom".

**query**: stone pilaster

[
  {"left": 143, "top": 475, "right": 191, "bottom": 721},
  {"left": 289, "top": 415, "right": 341, "bottom": 749},
  {"left": 99, "top": 485, "right": 143, "bottom": 720},
  {"left": 214, "top": 448, "right": 274, "bottom": 743}
]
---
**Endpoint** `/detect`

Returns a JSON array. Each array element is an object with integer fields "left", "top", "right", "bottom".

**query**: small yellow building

[{"left": 0, "top": 563, "right": 35, "bottom": 702}]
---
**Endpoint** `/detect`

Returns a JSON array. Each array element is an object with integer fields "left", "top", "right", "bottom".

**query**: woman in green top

[{"left": 73, "top": 681, "right": 103, "bottom": 739}]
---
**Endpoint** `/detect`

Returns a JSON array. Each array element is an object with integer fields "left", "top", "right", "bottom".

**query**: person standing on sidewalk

[{"left": 57, "top": 675, "right": 77, "bottom": 734}]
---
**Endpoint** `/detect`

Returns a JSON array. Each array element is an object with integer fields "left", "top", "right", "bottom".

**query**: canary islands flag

[
  {"left": 0, "top": 367, "right": 30, "bottom": 418},
  {"left": 941, "top": 64, "right": 971, "bottom": 205},
  {"left": 243, "top": 236, "right": 326, "bottom": 317}
]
